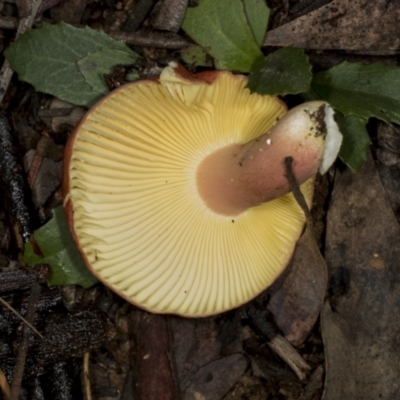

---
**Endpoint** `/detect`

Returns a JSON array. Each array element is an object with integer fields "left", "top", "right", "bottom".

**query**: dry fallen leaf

[
  {"left": 321, "top": 152, "right": 400, "bottom": 399},
  {"left": 267, "top": 227, "right": 327, "bottom": 346},
  {"left": 376, "top": 122, "right": 400, "bottom": 221},
  {"left": 171, "top": 317, "right": 248, "bottom": 400},
  {"left": 265, "top": 0, "right": 400, "bottom": 53}
]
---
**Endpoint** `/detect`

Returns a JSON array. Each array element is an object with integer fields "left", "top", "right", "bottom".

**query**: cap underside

[{"left": 67, "top": 73, "right": 313, "bottom": 316}]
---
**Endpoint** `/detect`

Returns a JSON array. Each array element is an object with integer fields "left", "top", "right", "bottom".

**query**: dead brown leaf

[
  {"left": 170, "top": 317, "right": 248, "bottom": 400},
  {"left": 321, "top": 152, "right": 400, "bottom": 399},
  {"left": 267, "top": 226, "right": 327, "bottom": 346},
  {"left": 265, "top": 0, "right": 400, "bottom": 53}
]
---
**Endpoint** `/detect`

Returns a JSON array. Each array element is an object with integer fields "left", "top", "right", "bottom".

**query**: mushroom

[{"left": 63, "top": 63, "right": 342, "bottom": 317}]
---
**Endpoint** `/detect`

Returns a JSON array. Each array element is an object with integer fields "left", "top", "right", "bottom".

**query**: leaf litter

[
  {"left": 2, "top": 1, "right": 397, "bottom": 399},
  {"left": 323, "top": 151, "right": 400, "bottom": 399}
]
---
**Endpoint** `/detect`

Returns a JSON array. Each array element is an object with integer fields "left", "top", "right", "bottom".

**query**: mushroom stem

[{"left": 196, "top": 101, "right": 342, "bottom": 216}]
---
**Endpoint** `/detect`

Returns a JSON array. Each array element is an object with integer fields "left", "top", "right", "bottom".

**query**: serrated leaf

[
  {"left": 242, "top": 0, "right": 270, "bottom": 47},
  {"left": 182, "top": 0, "right": 263, "bottom": 72},
  {"left": 5, "top": 22, "right": 139, "bottom": 107},
  {"left": 77, "top": 47, "right": 139, "bottom": 95},
  {"left": 336, "top": 113, "right": 371, "bottom": 172},
  {"left": 24, "top": 206, "right": 98, "bottom": 288},
  {"left": 312, "top": 61, "right": 400, "bottom": 124},
  {"left": 247, "top": 47, "right": 312, "bottom": 96}
]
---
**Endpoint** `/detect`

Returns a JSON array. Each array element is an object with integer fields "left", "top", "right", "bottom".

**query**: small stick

[
  {"left": 153, "top": 0, "right": 188, "bottom": 32},
  {"left": 0, "top": 296, "right": 43, "bottom": 338},
  {"left": 9, "top": 283, "right": 42, "bottom": 400},
  {"left": 247, "top": 304, "right": 311, "bottom": 381},
  {"left": 107, "top": 30, "right": 193, "bottom": 49},
  {"left": 82, "top": 352, "right": 93, "bottom": 400},
  {"left": 0, "top": 368, "right": 10, "bottom": 398},
  {"left": 284, "top": 155, "right": 328, "bottom": 260},
  {"left": 267, "top": 335, "right": 311, "bottom": 381},
  {"left": 27, "top": 152, "right": 43, "bottom": 188},
  {"left": 284, "top": 156, "right": 314, "bottom": 229}
]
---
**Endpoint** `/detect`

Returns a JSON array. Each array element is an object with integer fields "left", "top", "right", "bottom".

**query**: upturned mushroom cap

[{"left": 63, "top": 64, "right": 341, "bottom": 317}]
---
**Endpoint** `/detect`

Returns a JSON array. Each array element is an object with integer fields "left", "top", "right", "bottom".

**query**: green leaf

[
  {"left": 242, "top": 0, "right": 270, "bottom": 47},
  {"left": 126, "top": 69, "right": 140, "bottom": 82},
  {"left": 312, "top": 61, "right": 400, "bottom": 124},
  {"left": 5, "top": 22, "right": 140, "bottom": 107},
  {"left": 77, "top": 47, "right": 138, "bottom": 95},
  {"left": 180, "top": 46, "right": 213, "bottom": 67},
  {"left": 247, "top": 47, "right": 312, "bottom": 96},
  {"left": 182, "top": 0, "right": 263, "bottom": 72},
  {"left": 24, "top": 206, "right": 98, "bottom": 288},
  {"left": 336, "top": 113, "right": 371, "bottom": 172}
]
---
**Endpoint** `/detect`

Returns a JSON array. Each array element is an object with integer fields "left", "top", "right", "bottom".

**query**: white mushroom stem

[{"left": 196, "top": 101, "right": 342, "bottom": 216}]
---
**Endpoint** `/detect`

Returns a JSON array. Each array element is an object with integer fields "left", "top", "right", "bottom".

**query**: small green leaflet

[
  {"left": 336, "top": 114, "right": 371, "bottom": 172},
  {"left": 312, "top": 61, "right": 400, "bottom": 124},
  {"left": 182, "top": 0, "right": 268, "bottom": 72},
  {"left": 247, "top": 47, "right": 312, "bottom": 96},
  {"left": 180, "top": 46, "right": 213, "bottom": 67},
  {"left": 5, "top": 22, "right": 140, "bottom": 107},
  {"left": 77, "top": 47, "right": 139, "bottom": 95},
  {"left": 24, "top": 206, "right": 98, "bottom": 288}
]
